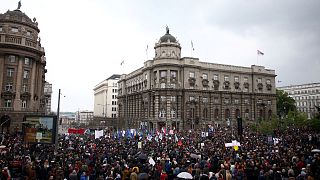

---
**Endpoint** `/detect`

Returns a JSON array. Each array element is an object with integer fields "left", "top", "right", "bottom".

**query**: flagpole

[{"left": 146, "top": 45, "right": 148, "bottom": 61}]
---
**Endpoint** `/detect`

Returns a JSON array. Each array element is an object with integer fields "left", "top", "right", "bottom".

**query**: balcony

[
  {"left": 0, "top": 34, "right": 44, "bottom": 53},
  {"left": 0, "top": 107, "right": 14, "bottom": 111}
]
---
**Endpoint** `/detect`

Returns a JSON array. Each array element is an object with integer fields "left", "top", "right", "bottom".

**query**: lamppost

[
  {"left": 55, "top": 89, "right": 66, "bottom": 152},
  {"left": 55, "top": 89, "right": 61, "bottom": 152}
]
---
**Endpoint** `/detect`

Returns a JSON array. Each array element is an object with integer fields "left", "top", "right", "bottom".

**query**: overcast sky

[{"left": 2, "top": 0, "right": 320, "bottom": 112}]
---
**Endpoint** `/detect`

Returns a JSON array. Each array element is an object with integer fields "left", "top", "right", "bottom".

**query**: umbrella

[
  {"left": 138, "top": 153, "right": 148, "bottom": 160},
  {"left": 67, "top": 147, "right": 74, "bottom": 150},
  {"left": 177, "top": 172, "right": 193, "bottom": 179},
  {"left": 138, "top": 172, "right": 148, "bottom": 180},
  {"left": 0, "top": 145, "right": 6, "bottom": 149},
  {"left": 311, "top": 149, "right": 320, "bottom": 153},
  {"left": 190, "top": 153, "right": 201, "bottom": 159}
]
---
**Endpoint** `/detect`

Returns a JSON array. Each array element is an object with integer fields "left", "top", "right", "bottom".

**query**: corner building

[
  {"left": 118, "top": 28, "right": 276, "bottom": 131},
  {"left": 0, "top": 6, "right": 47, "bottom": 132}
]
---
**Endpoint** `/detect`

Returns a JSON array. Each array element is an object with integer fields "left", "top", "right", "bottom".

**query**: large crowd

[{"left": 0, "top": 126, "right": 320, "bottom": 180}]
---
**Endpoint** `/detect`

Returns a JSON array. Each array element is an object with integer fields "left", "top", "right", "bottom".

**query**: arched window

[
  {"left": 214, "top": 108, "right": 219, "bottom": 119},
  {"left": 203, "top": 108, "right": 208, "bottom": 119},
  {"left": 268, "top": 110, "right": 272, "bottom": 120},
  {"left": 162, "top": 51, "right": 166, "bottom": 57},
  {"left": 245, "top": 109, "right": 250, "bottom": 119},
  {"left": 259, "top": 109, "right": 263, "bottom": 119},
  {"left": 225, "top": 109, "right": 230, "bottom": 119},
  {"left": 235, "top": 109, "right": 240, "bottom": 118}
]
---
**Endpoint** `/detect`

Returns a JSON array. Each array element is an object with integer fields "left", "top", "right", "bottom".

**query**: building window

[
  {"left": 24, "top": 58, "right": 30, "bottom": 65},
  {"left": 189, "top": 72, "right": 195, "bottom": 78},
  {"left": 170, "top": 96, "right": 176, "bottom": 102},
  {"left": 189, "top": 96, "right": 195, "bottom": 101},
  {"left": 244, "top": 99, "right": 249, "bottom": 104},
  {"left": 213, "top": 75, "right": 218, "bottom": 81},
  {"left": 214, "top": 97, "right": 219, "bottom": 103},
  {"left": 171, "top": 109, "right": 176, "bottom": 118},
  {"left": 160, "top": 82, "right": 166, "bottom": 88},
  {"left": 160, "top": 70, "right": 167, "bottom": 78},
  {"left": 267, "top": 100, "right": 271, "bottom": 105},
  {"left": 22, "top": 100, "right": 27, "bottom": 109},
  {"left": 266, "top": 79, "right": 271, "bottom": 84},
  {"left": 244, "top": 77, "right": 248, "bottom": 82},
  {"left": 170, "top": 71, "right": 177, "bottom": 78},
  {"left": 9, "top": 55, "right": 16, "bottom": 63},
  {"left": 5, "top": 99, "right": 12, "bottom": 107},
  {"left": 234, "top": 76, "right": 239, "bottom": 82},
  {"left": 257, "top": 99, "right": 263, "bottom": 104},
  {"left": 0, "top": 26, "right": 2, "bottom": 31},
  {"left": 22, "top": 84, "right": 28, "bottom": 92},
  {"left": 224, "top": 98, "right": 230, "bottom": 104},
  {"left": 23, "top": 70, "right": 29, "bottom": 79},
  {"left": 159, "top": 109, "right": 166, "bottom": 118},
  {"left": 234, "top": 99, "right": 239, "bottom": 104},
  {"left": 202, "top": 73, "right": 208, "bottom": 80},
  {"left": 224, "top": 75, "right": 229, "bottom": 82},
  {"left": 7, "top": 68, "right": 14, "bottom": 77},
  {"left": 245, "top": 109, "right": 249, "bottom": 119},
  {"left": 160, "top": 96, "right": 166, "bottom": 102},
  {"left": 5, "top": 83, "right": 13, "bottom": 91},
  {"left": 170, "top": 83, "right": 176, "bottom": 88},
  {"left": 203, "top": 97, "right": 208, "bottom": 103},
  {"left": 11, "top": 27, "right": 19, "bottom": 33},
  {"left": 145, "top": 74, "right": 148, "bottom": 80},
  {"left": 27, "top": 31, "right": 32, "bottom": 36},
  {"left": 257, "top": 78, "right": 262, "bottom": 83}
]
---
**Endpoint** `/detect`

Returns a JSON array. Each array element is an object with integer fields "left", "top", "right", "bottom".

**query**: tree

[{"left": 276, "top": 89, "right": 296, "bottom": 118}]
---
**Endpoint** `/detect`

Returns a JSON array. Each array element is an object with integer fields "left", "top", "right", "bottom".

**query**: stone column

[
  {"left": 251, "top": 95, "right": 256, "bottom": 121},
  {"left": 0, "top": 55, "right": 4, "bottom": 95},
  {"left": 30, "top": 61, "right": 37, "bottom": 110},
  {"left": 14, "top": 56, "right": 23, "bottom": 111},
  {"left": 154, "top": 92, "right": 159, "bottom": 123}
]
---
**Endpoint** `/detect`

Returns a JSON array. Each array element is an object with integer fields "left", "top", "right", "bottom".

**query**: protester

[{"left": 0, "top": 125, "right": 319, "bottom": 179}]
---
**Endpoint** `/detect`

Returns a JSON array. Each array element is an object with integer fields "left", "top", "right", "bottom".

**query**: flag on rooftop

[{"left": 257, "top": 50, "right": 264, "bottom": 55}]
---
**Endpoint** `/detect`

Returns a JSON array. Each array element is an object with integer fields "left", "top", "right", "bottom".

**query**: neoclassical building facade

[
  {"left": 0, "top": 5, "right": 47, "bottom": 132},
  {"left": 117, "top": 28, "right": 276, "bottom": 131}
]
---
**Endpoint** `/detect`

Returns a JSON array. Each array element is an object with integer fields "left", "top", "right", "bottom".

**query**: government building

[
  {"left": 0, "top": 4, "right": 47, "bottom": 132},
  {"left": 117, "top": 28, "right": 276, "bottom": 131},
  {"left": 278, "top": 82, "right": 320, "bottom": 119}
]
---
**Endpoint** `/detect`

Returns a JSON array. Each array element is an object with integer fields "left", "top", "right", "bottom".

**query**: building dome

[
  {"left": 0, "top": 3, "right": 39, "bottom": 32},
  {"left": 159, "top": 27, "right": 177, "bottom": 43}
]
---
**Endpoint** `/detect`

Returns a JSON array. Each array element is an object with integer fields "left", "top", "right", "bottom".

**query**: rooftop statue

[{"left": 17, "top": 1, "right": 22, "bottom": 10}]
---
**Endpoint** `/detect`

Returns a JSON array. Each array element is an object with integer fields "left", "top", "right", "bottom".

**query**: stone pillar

[
  {"left": 0, "top": 55, "right": 4, "bottom": 95},
  {"left": 30, "top": 61, "right": 37, "bottom": 110},
  {"left": 251, "top": 95, "right": 256, "bottom": 121},
  {"left": 14, "top": 56, "right": 23, "bottom": 111},
  {"left": 37, "top": 66, "right": 44, "bottom": 112},
  {"left": 154, "top": 93, "right": 159, "bottom": 123},
  {"left": 166, "top": 94, "right": 171, "bottom": 129}
]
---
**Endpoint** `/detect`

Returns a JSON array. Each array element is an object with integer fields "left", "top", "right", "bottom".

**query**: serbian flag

[{"left": 257, "top": 50, "right": 264, "bottom": 55}]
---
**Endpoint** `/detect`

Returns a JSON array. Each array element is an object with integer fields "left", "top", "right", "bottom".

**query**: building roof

[
  {"left": 0, "top": 7, "right": 39, "bottom": 32},
  {"left": 278, "top": 82, "right": 320, "bottom": 89},
  {"left": 106, "top": 74, "right": 121, "bottom": 80},
  {"left": 159, "top": 26, "right": 177, "bottom": 43}
]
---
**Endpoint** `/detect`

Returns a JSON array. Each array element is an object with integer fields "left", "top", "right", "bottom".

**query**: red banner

[{"left": 68, "top": 128, "right": 86, "bottom": 134}]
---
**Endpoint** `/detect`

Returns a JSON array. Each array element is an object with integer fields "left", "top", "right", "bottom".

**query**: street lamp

[{"left": 55, "top": 89, "right": 65, "bottom": 152}]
